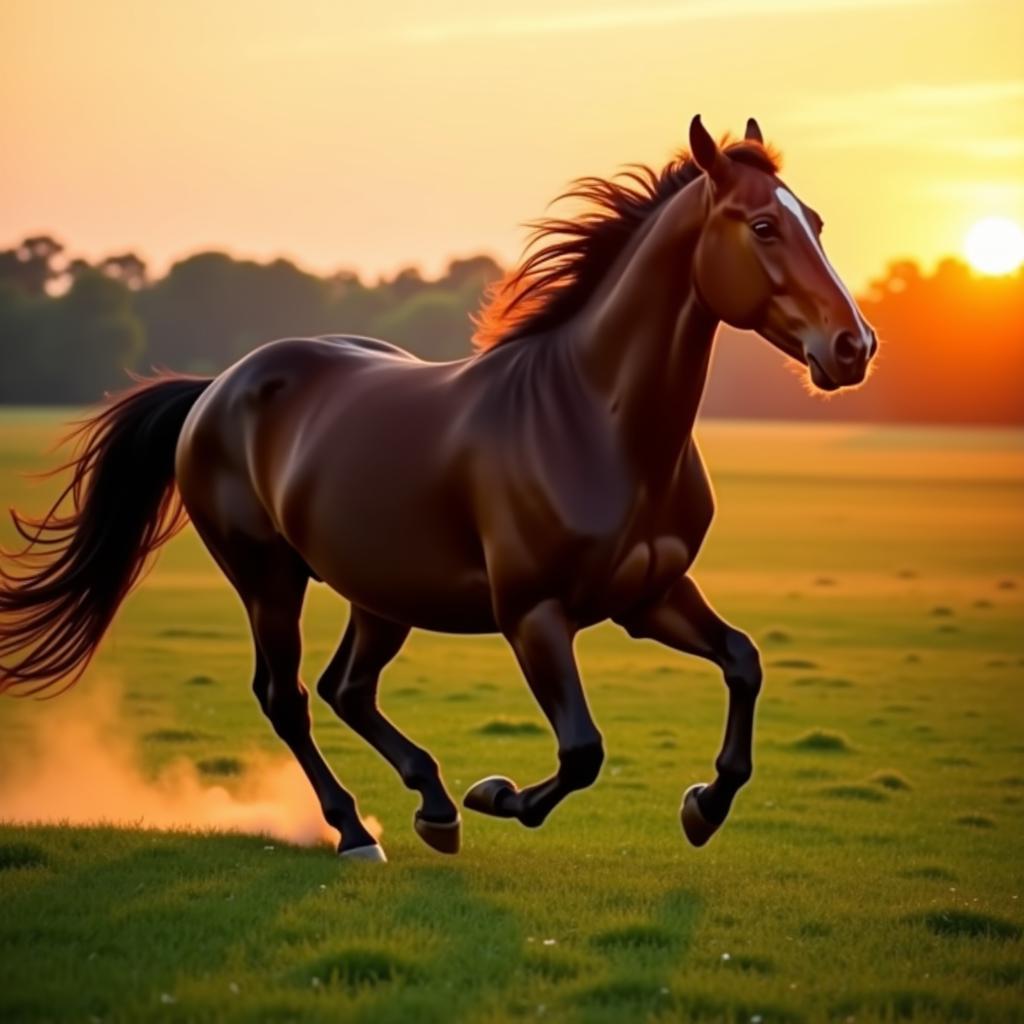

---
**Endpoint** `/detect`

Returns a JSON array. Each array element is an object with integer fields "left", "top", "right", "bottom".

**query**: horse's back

[
  {"left": 226, "top": 334, "right": 421, "bottom": 388},
  {"left": 317, "top": 334, "right": 422, "bottom": 361},
  {"left": 181, "top": 336, "right": 383, "bottom": 464}
]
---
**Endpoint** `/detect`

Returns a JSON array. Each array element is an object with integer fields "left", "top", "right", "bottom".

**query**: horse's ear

[
  {"left": 745, "top": 117, "right": 764, "bottom": 144},
  {"left": 689, "top": 115, "right": 722, "bottom": 178}
]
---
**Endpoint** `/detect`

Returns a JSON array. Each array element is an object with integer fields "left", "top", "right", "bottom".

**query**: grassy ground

[{"left": 0, "top": 411, "right": 1022, "bottom": 1023}]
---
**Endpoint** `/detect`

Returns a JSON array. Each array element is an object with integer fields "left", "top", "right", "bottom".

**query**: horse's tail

[{"left": 0, "top": 373, "right": 212, "bottom": 697}]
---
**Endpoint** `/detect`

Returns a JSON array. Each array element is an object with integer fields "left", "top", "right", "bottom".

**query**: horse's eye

[{"left": 751, "top": 219, "right": 778, "bottom": 241}]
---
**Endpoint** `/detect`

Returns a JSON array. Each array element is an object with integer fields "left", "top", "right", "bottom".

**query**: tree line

[
  {"left": 0, "top": 236, "right": 500, "bottom": 405},
  {"left": 0, "top": 235, "right": 1021, "bottom": 424}
]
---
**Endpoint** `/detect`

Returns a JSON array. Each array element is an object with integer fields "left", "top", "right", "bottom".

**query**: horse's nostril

[{"left": 833, "top": 330, "right": 863, "bottom": 367}]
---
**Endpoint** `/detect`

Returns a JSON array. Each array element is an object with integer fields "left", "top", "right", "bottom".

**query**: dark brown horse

[{"left": 0, "top": 117, "right": 875, "bottom": 861}]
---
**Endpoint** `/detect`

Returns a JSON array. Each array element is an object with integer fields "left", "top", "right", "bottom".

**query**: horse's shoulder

[{"left": 465, "top": 349, "right": 632, "bottom": 546}]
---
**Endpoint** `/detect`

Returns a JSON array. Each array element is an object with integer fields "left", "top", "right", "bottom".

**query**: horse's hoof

[
  {"left": 681, "top": 784, "right": 720, "bottom": 848},
  {"left": 414, "top": 812, "right": 462, "bottom": 854},
  {"left": 463, "top": 776, "right": 517, "bottom": 818},
  {"left": 339, "top": 842, "right": 388, "bottom": 863}
]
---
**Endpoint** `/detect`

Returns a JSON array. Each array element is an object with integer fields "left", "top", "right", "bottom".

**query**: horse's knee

[
  {"left": 559, "top": 738, "right": 605, "bottom": 790},
  {"left": 723, "top": 631, "right": 762, "bottom": 699}
]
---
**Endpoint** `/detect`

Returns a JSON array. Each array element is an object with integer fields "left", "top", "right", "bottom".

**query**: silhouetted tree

[
  {"left": 100, "top": 252, "right": 148, "bottom": 290},
  {"left": 0, "top": 235, "right": 64, "bottom": 295},
  {"left": 0, "top": 281, "right": 49, "bottom": 402},
  {"left": 134, "top": 253, "right": 332, "bottom": 372},
  {"left": 0, "top": 266, "right": 143, "bottom": 404},
  {"left": 375, "top": 289, "right": 476, "bottom": 362},
  {"left": 64, "top": 258, "right": 94, "bottom": 283},
  {"left": 388, "top": 266, "right": 426, "bottom": 302},
  {"left": 445, "top": 255, "right": 502, "bottom": 289},
  {"left": 53, "top": 269, "right": 145, "bottom": 401}
]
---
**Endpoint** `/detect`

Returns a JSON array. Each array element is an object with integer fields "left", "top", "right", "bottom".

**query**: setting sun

[{"left": 964, "top": 217, "right": 1024, "bottom": 276}]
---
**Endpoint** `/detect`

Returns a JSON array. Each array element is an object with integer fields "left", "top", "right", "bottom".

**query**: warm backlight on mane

[{"left": 472, "top": 140, "right": 781, "bottom": 351}]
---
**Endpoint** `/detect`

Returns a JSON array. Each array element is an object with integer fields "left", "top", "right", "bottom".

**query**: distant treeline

[
  {"left": 0, "top": 237, "right": 500, "bottom": 404},
  {"left": 1, "top": 236, "right": 1021, "bottom": 424}
]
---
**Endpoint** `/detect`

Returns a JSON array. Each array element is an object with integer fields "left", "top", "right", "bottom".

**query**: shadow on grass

[
  {"left": 0, "top": 826, "right": 341, "bottom": 1022},
  {"left": 324, "top": 865, "right": 525, "bottom": 1024},
  {"left": 0, "top": 833, "right": 537, "bottom": 1023},
  {"left": 564, "top": 887, "right": 705, "bottom": 1023}
]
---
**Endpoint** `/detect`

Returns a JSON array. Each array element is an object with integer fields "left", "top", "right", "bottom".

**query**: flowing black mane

[{"left": 472, "top": 140, "right": 779, "bottom": 350}]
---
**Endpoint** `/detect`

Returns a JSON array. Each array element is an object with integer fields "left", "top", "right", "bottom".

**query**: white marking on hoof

[{"left": 340, "top": 843, "right": 388, "bottom": 863}]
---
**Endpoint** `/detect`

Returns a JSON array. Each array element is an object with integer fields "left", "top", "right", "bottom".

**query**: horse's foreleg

[
  {"left": 317, "top": 608, "right": 461, "bottom": 854},
  {"left": 464, "top": 600, "right": 604, "bottom": 828},
  {"left": 617, "top": 575, "right": 762, "bottom": 847}
]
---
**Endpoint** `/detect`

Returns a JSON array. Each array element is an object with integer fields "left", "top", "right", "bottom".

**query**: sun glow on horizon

[{"left": 964, "top": 217, "right": 1024, "bottom": 276}]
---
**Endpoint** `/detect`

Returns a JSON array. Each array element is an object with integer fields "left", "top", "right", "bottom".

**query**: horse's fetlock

[
  {"left": 716, "top": 757, "right": 753, "bottom": 788},
  {"left": 400, "top": 751, "right": 441, "bottom": 791},
  {"left": 323, "top": 798, "right": 358, "bottom": 830}
]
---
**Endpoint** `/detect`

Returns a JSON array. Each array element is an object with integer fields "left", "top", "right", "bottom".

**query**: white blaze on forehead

[{"left": 774, "top": 187, "right": 871, "bottom": 340}]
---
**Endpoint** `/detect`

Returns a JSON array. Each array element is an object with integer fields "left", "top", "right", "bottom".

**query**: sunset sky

[{"left": 3, "top": 0, "right": 1022, "bottom": 290}]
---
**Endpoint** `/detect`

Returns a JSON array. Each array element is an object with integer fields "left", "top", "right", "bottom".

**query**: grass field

[{"left": 0, "top": 411, "right": 1022, "bottom": 1023}]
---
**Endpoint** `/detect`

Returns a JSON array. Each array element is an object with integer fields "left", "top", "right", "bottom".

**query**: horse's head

[{"left": 689, "top": 115, "right": 876, "bottom": 392}]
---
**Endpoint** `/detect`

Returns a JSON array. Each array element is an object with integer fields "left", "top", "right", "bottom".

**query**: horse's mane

[{"left": 472, "top": 139, "right": 780, "bottom": 351}]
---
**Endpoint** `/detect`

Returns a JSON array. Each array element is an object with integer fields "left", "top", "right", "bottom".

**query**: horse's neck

[{"left": 569, "top": 178, "right": 718, "bottom": 469}]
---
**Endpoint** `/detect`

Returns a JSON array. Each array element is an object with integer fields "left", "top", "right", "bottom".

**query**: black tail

[{"left": 0, "top": 374, "right": 212, "bottom": 697}]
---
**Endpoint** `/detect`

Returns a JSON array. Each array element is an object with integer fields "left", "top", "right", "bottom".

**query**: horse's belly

[
  {"left": 318, "top": 548, "right": 497, "bottom": 633},
  {"left": 288, "top": 477, "right": 497, "bottom": 632}
]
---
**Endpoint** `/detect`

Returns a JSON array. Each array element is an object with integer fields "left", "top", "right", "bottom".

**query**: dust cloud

[{"left": 0, "top": 684, "right": 380, "bottom": 847}]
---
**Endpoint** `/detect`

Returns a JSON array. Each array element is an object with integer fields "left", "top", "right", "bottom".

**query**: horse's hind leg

[
  {"left": 617, "top": 575, "right": 762, "bottom": 848},
  {"left": 195, "top": 519, "right": 384, "bottom": 860},
  {"left": 317, "top": 606, "right": 461, "bottom": 854}
]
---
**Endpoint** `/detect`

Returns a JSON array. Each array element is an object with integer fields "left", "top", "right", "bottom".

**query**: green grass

[{"left": 1, "top": 412, "right": 1023, "bottom": 1022}]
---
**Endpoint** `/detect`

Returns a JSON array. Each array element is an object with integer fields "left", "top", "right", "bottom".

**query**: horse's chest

[
  {"left": 572, "top": 532, "right": 694, "bottom": 624},
  {"left": 573, "top": 475, "right": 714, "bottom": 620},
  {"left": 613, "top": 534, "right": 692, "bottom": 597}
]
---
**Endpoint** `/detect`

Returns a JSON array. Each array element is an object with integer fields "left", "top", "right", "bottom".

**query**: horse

[{"left": 0, "top": 116, "right": 876, "bottom": 862}]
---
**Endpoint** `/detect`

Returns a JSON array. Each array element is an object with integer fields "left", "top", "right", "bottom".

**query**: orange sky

[{"left": 2, "top": 0, "right": 1022, "bottom": 290}]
